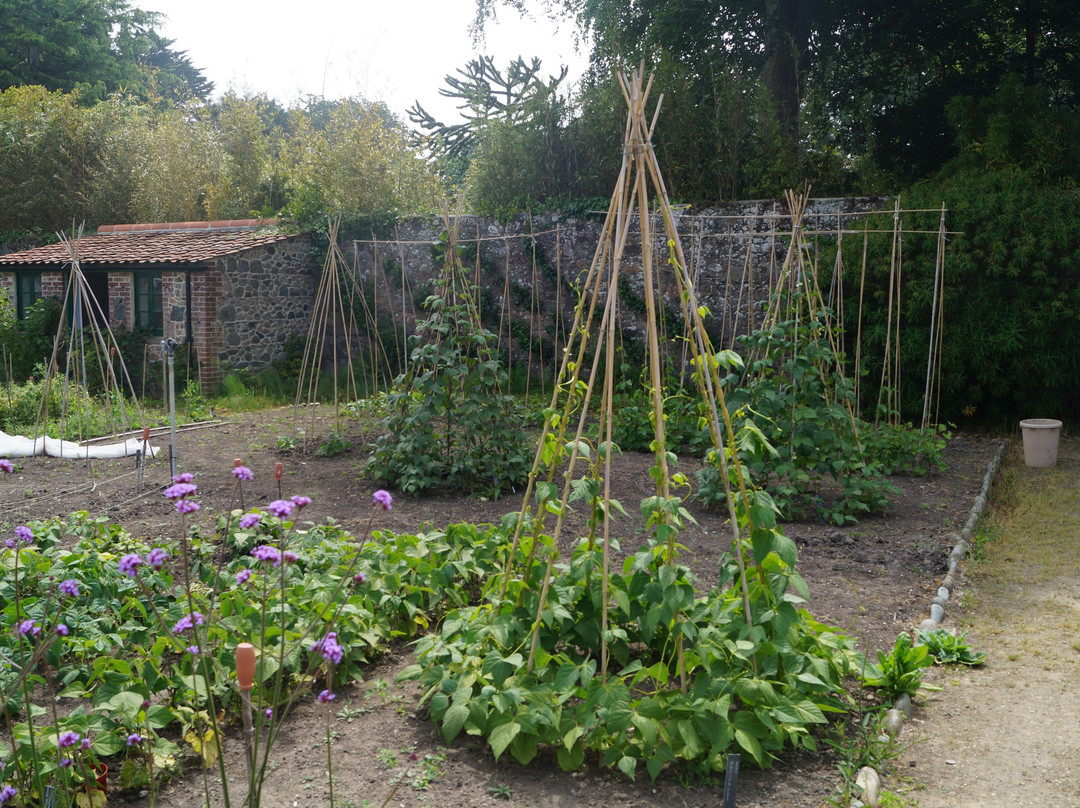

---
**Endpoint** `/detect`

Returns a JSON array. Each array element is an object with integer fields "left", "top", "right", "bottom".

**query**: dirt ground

[{"left": 0, "top": 406, "right": 1002, "bottom": 807}]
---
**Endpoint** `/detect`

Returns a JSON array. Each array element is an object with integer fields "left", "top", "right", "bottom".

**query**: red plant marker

[
  {"left": 236, "top": 643, "right": 256, "bottom": 690},
  {"left": 274, "top": 462, "right": 284, "bottom": 481},
  {"left": 234, "top": 458, "right": 243, "bottom": 468}
]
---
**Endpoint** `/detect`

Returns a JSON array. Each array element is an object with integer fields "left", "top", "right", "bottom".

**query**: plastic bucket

[{"left": 1019, "top": 419, "right": 1063, "bottom": 468}]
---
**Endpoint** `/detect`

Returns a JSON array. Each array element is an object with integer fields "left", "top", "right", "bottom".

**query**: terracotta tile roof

[{"left": 0, "top": 220, "right": 296, "bottom": 268}]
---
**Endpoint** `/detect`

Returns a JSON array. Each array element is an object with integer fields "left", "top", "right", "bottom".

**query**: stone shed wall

[{"left": 213, "top": 234, "right": 315, "bottom": 377}]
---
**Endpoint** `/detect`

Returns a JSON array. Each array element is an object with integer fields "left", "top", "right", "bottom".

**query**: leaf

[
  {"left": 186, "top": 727, "right": 220, "bottom": 767},
  {"left": 489, "top": 721, "right": 521, "bottom": 761},
  {"left": 556, "top": 738, "right": 585, "bottom": 771},
  {"left": 617, "top": 755, "right": 637, "bottom": 780},
  {"left": 442, "top": 703, "right": 469, "bottom": 742}
]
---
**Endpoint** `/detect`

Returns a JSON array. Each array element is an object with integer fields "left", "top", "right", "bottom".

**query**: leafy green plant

[
  {"left": 916, "top": 629, "right": 987, "bottom": 666},
  {"left": 862, "top": 633, "right": 936, "bottom": 700},
  {"left": 373, "top": 293, "right": 529, "bottom": 497},
  {"left": 182, "top": 378, "right": 209, "bottom": 422},
  {"left": 316, "top": 431, "right": 352, "bottom": 457}
]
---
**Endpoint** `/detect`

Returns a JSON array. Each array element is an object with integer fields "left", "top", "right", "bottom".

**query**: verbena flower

[
  {"left": 59, "top": 579, "right": 80, "bottom": 597},
  {"left": 264, "top": 708, "right": 273, "bottom": 719},
  {"left": 232, "top": 465, "right": 254, "bottom": 481},
  {"left": 126, "top": 733, "right": 142, "bottom": 746},
  {"left": 80, "top": 737, "right": 92, "bottom": 750},
  {"left": 118, "top": 554, "right": 142, "bottom": 577},
  {"left": 267, "top": 499, "right": 294, "bottom": 519},
  {"left": 0, "top": 459, "right": 13, "bottom": 474},
  {"left": 4, "top": 540, "right": 15, "bottom": 549},
  {"left": 146, "top": 548, "right": 169, "bottom": 570},
  {"left": 282, "top": 550, "right": 299, "bottom": 564},
  {"left": 239, "top": 513, "right": 261, "bottom": 529},
  {"left": 172, "top": 472, "right": 194, "bottom": 484},
  {"left": 317, "top": 689, "right": 335, "bottom": 703},
  {"left": 0, "top": 785, "right": 15, "bottom": 805},
  {"left": 372, "top": 490, "right": 393, "bottom": 510},
  {"left": 186, "top": 645, "right": 200, "bottom": 655},
  {"left": 408, "top": 751, "right": 419, "bottom": 762},
  {"left": 311, "top": 632, "right": 344, "bottom": 664},
  {"left": 59, "top": 758, "right": 72, "bottom": 768},
  {"left": 290, "top": 495, "right": 312, "bottom": 509},
  {"left": 55, "top": 624, "right": 69, "bottom": 636},
  {"left": 14, "top": 526, "right": 32, "bottom": 543},
  {"left": 251, "top": 545, "right": 282, "bottom": 567},
  {"left": 172, "top": 612, "right": 205, "bottom": 634},
  {"left": 58, "top": 731, "right": 81, "bottom": 749},
  {"left": 176, "top": 499, "right": 200, "bottom": 515},
  {"left": 236, "top": 569, "right": 253, "bottom": 585},
  {"left": 163, "top": 482, "right": 198, "bottom": 500},
  {"left": 17, "top": 620, "right": 40, "bottom": 637},
  {"left": 353, "top": 571, "right": 367, "bottom": 584}
]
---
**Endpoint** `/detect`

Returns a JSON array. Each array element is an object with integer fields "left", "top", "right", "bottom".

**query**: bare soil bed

[{"left": 0, "top": 406, "right": 1001, "bottom": 808}]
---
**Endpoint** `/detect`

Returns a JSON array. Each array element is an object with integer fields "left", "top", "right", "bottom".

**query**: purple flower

[
  {"left": 58, "top": 731, "right": 81, "bottom": 749},
  {"left": 80, "top": 737, "right": 92, "bottom": 750},
  {"left": 353, "top": 571, "right": 367, "bottom": 584},
  {"left": 0, "top": 459, "right": 13, "bottom": 474},
  {"left": 176, "top": 499, "right": 200, "bottom": 515},
  {"left": 239, "top": 513, "right": 261, "bottom": 529},
  {"left": 317, "top": 689, "right": 335, "bottom": 703},
  {"left": 251, "top": 545, "right": 282, "bottom": 566},
  {"left": 264, "top": 708, "right": 273, "bottom": 719},
  {"left": 59, "top": 758, "right": 72, "bottom": 768},
  {"left": 290, "top": 495, "right": 312, "bottom": 509},
  {"left": 186, "top": 645, "right": 200, "bottom": 655},
  {"left": 311, "top": 632, "right": 344, "bottom": 665},
  {"left": 4, "top": 540, "right": 14, "bottom": 550},
  {"left": 163, "top": 482, "right": 198, "bottom": 500},
  {"left": 126, "top": 733, "right": 142, "bottom": 746},
  {"left": 59, "top": 579, "right": 80, "bottom": 597},
  {"left": 141, "top": 700, "right": 150, "bottom": 709},
  {"left": 14, "top": 526, "right": 32, "bottom": 543},
  {"left": 267, "top": 499, "right": 294, "bottom": 519},
  {"left": 17, "top": 620, "right": 40, "bottom": 637},
  {"left": 282, "top": 550, "right": 298, "bottom": 564},
  {"left": 146, "top": 548, "right": 169, "bottom": 570},
  {"left": 172, "top": 612, "right": 205, "bottom": 634},
  {"left": 172, "top": 472, "right": 194, "bottom": 484},
  {"left": 408, "top": 751, "right": 419, "bottom": 762},
  {"left": 235, "top": 568, "right": 253, "bottom": 585},
  {"left": 0, "top": 785, "right": 15, "bottom": 805},
  {"left": 371, "top": 490, "right": 393, "bottom": 510},
  {"left": 55, "top": 624, "right": 69, "bottom": 636},
  {"left": 232, "top": 465, "right": 254, "bottom": 481},
  {"left": 118, "top": 553, "right": 142, "bottom": 577}
]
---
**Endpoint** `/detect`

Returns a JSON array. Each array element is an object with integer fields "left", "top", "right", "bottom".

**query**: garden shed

[{"left": 0, "top": 219, "right": 314, "bottom": 391}]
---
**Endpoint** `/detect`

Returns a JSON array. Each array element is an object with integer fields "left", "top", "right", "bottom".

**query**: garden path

[{"left": 898, "top": 437, "right": 1080, "bottom": 807}]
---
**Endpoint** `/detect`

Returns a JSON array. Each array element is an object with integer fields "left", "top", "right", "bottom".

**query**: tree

[
  {"left": 408, "top": 56, "right": 567, "bottom": 181},
  {"left": 0, "top": 0, "right": 212, "bottom": 104}
]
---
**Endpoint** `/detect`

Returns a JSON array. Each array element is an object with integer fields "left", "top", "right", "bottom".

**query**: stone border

[{"left": 850, "top": 439, "right": 1008, "bottom": 807}]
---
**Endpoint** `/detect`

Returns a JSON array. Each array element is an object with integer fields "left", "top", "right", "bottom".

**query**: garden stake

[
  {"left": 234, "top": 458, "right": 246, "bottom": 510},
  {"left": 163, "top": 338, "right": 178, "bottom": 478},
  {"left": 274, "top": 461, "right": 283, "bottom": 499},
  {"left": 236, "top": 642, "right": 256, "bottom": 777},
  {"left": 722, "top": 754, "right": 740, "bottom": 808}
]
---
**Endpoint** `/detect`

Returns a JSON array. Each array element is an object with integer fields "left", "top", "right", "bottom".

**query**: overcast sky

[{"left": 137, "top": 0, "right": 589, "bottom": 122}]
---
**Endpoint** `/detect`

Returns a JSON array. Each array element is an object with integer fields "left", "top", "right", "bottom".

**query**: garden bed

[{"left": 0, "top": 405, "right": 999, "bottom": 808}]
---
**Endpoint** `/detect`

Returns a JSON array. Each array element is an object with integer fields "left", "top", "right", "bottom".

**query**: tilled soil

[{"left": 0, "top": 406, "right": 1001, "bottom": 807}]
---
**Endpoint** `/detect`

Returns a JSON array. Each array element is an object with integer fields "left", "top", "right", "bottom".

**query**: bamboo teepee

[{"left": 495, "top": 67, "right": 760, "bottom": 684}]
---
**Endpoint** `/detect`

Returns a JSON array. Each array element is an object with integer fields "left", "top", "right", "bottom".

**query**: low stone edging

[{"left": 849, "top": 439, "right": 1008, "bottom": 808}]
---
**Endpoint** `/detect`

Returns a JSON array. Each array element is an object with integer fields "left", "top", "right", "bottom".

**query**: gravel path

[{"left": 898, "top": 436, "right": 1080, "bottom": 807}]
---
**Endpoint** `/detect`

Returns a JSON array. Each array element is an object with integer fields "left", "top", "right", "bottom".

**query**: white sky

[{"left": 137, "top": 0, "right": 590, "bottom": 123}]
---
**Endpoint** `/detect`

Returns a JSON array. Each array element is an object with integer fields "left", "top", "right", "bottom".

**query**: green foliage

[
  {"left": 403, "top": 514, "right": 857, "bottom": 778},
  {"left": 696, "top": 313, "right": 946, "bottom": 524},
  {"left": 315, "top": 431, "right": 352, "bottom": 458},
  {"left": 862, "top": 633, "right": 934, "bottom": 700},
  {"left": 373, "top": 294, "right": 530, "bottom": 497},
  {"left": 915, "top": 629, "right": 987, "bottom": 666}
]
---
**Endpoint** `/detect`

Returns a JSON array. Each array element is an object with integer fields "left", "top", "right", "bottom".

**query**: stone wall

[
  {"left": 213, "top": 234, "right": 315, "bottom": 378},
  {"left": 348, "top": 198, "right": 897, "bottom": 370}
]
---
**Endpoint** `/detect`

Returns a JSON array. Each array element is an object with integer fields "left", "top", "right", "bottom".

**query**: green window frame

[
  {"left": 15, "top": 272, "right": 42, "bottom": 319},
  {"left": 135, "top": 273, "right": 163, "bottom": 336}
]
